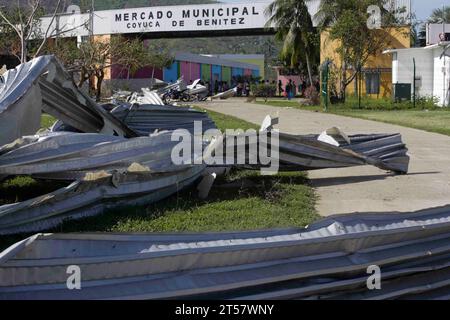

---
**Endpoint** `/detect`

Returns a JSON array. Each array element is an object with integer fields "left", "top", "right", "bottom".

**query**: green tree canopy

[
  {"left": 316, "top": 0, "right": 406, "bottom": 101},
  {"left": 427, "top": 6, "right": 450, "bottom": 24},
  {"left": 265, "top": 0, "right": 319, "bottom": 86}
]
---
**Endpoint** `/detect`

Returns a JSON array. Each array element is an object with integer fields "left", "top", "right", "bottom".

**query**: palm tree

[
  {"left": 428, "top": 6, "right": 450, "bottom": 23},
  {"left": 265, "top": 0, "right": 317, "bottom": 86},
  {"left": 416, "top": 6, "right": 449, "bottom": 46}
]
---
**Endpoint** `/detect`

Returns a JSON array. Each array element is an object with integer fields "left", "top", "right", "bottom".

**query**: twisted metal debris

[
  {"left": 0, "top": 56, "right": 136, "bottom": 147},
  {"left": 0, "top": 130, "right": 208, "bottom": 235},
  {"left": 0, "top": 57, "right": 409, "bottom": 245},
  {"left": 110, "top": 104, "right": 217, "bottom": 135},
  {"left": 1, "top": 205, "right": 450, "bottom": 299},
  {"left": 215, "top": 130, "right": 409, "bottom": 174},
  {"left": 211, "top": 87, "right": 237, "bottom": 100},
  {"left": 0, "top": 56, "right": 215, "bottom": 234},
  {"left": 0, "top": 165, "right": 205, "bottom": 236}
]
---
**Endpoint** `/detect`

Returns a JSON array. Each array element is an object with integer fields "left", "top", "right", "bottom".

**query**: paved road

[{"left": 198, "top": 99, "right": 450, "bottom": 216}]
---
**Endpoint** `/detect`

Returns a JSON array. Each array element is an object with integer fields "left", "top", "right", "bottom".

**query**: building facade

[
  {"left": 385, "top": 42, "right": 450, "bottom": 107},
  {"left": 110, "top": 51, "right": 261, "bottom": 91},
  {"left": 320, "top": 27, "right": 411, "bottom": 99}
]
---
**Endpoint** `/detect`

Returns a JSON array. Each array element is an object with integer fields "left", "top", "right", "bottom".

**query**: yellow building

[{"left": 320, "top": 27, "right": 411, "bottom": 99}]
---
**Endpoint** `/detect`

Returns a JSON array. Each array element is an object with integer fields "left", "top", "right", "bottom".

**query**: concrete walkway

[{"left": 198, "top": 99, "right": 450, "bottom": 216}]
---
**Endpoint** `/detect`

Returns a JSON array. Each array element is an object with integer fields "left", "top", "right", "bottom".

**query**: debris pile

[
  {"left": 0, "top": 56, "right": 216, "bottom": 234},
  {"left": 0, "top": 56, "right": 411, "bottom": 234},
  {"left": 1, "top": 56, "right": 435, "bottom": 301}
]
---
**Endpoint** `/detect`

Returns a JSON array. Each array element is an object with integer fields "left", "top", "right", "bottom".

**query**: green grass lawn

[
  {"left": 0, "top": 111, "right": 318, "bottom": 251},
  {"left": 258, "top": 99, "right": 450, "bottom": 137}
]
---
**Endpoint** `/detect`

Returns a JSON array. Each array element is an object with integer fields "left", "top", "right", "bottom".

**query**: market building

[
  {"left": 110, "top": 52, "right": 262, "bottom": 90},
  {"left": 1, "top": 0, "right": 414, "bottom": 98}
]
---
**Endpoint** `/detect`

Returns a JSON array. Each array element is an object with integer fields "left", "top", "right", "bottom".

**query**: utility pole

[
  {"left": 89, "top": 0, "right": 94, "bottom": 37},
  {"left": 413, "top": 58, "right": 416, "bottom": 108}
]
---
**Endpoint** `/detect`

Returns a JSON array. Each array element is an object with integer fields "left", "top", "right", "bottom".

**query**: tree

[
  {"left": 265, "top": 0, "right": 318, "bottom": 86},
  {"left": 144, "top": 41, "right": 174, "bottom": 81},
  {"left": 428, "top": 6, "right": 450, "bottom": 24},
  {"left": 78, "top": 36, "right": 142, "bottom": 101},
  {"left": 0, "top": 0, "right": 89, "bottom": 63},
  {"left": 316, "top": 0, "right": 406, "bottom": 101},
  {"left": 416, "top": 6, "right": 449, "bottom": 46},
  {"left": 52, "top": 36, "right": 172, "bottom": 101}
]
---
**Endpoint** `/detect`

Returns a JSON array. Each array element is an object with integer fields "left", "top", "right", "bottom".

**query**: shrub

[
  {"left": 334, "top": 95, "right": 440, "bottom": 110},
  {"left": 251, "top": 84, "right": 277, "bottom": 98},
  {"left": 304, "top": 86, "right": 320, "bottom": 105}
]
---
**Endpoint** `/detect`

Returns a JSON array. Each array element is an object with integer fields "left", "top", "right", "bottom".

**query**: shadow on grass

[{"left": 0, "top": 170, "right": 313, "bottom": 251}]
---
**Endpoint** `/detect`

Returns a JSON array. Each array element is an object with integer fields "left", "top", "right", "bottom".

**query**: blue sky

[{"left": 221, "top": 0, "right": 448, "bottom": 21}]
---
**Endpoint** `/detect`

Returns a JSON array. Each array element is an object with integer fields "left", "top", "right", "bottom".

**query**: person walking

[
  {"left": 278, "top": 80, "right": 283, "bottom": 97},
  {"left": 285, "top": 81, "right": 291, "bottom": 100},
  {"left": 245, "top": 81, "right": 251, "bottom": 97}
]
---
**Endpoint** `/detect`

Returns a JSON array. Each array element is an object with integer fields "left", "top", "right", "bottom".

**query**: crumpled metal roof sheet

[
  {"left": 0, "top": 165, "right": 205, "bottom": 235},
  {"left": 219, "top": 131, "right": 409, "bottom": 174},
  {"left": 0, "top": 59, "right": 43, "bottom": 146},
  {"left": 211, "top": 87, "right": 237, "bottom": 100},
  {"left": 0, "top": 55, "right": 136, "bottom": 146},
  {"left": 0, "top": 131, "right": 187, "bottom": 176},
  {"left": 1, "top": 205, "right": 450, "bottom": 299},
  {"left": 139, "top": 88, "right": 165, "bottom": 105},
  {"left": 0, "top": 130, "right": 207, "bottom": 235},
  {"left": 111, "top": 104, "right": 217, "bottom": 135}
]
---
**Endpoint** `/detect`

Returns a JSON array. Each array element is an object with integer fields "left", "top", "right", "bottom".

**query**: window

[{"left": 365, "top": 72, "right": 380, "bottom": 95}]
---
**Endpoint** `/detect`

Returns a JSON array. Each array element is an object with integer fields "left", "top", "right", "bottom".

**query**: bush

[
  {"left": 251, "top": 84, "right": 277, "bottom": 98},
  {"left": 304, "top": 86, "right": 320, "bottom": 105},
  {"left": 333, "top": 95, "right": 440, "bottom": 110}
]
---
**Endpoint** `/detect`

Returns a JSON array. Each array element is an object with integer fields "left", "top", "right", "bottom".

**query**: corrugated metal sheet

[
  {"left": 110, "top": 104, "right": 216, "bottom": 135},
  {"left": 1, "top": 205, "right": 450, "bottom": 299},
  {"left": 0, "top": 131, "right": 208, "bottom": 235},
  {"left": 0, "top": 165, "right": 205, "bottom": 236},
  {"left": 0, "top": 59, "right": 43, "bottom": 146},
  {"left": 211, "top": 87, "right": 237, "bottom": 100},
  {"left": 216, "top": 130, "right": 409, "bottom": 174},
  {"left": 0, "top": 55, "right": 136, "bottom": 146}
]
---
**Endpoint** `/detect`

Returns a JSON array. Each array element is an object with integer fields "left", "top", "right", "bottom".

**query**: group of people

[
  {"left": 201, "top": 79, "right": 252, "bottom": 97},
  {"left": 202, "top": 80, "right": 233, "bottom": 96},
  {"left": 278, "top": 76, "right": 321, "bottom": 100},
  {"left": 187, "top": 75, "right": 321, "bottom": 99}
]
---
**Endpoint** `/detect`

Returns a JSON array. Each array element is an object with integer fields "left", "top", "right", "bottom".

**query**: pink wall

[
  {"left": 190, "top": 63, "right": 201, "bottom": 82},
  {"left": 180, "top": 61, "right": 201, "bottom": 83},
  {"left": 244, "top": 69, "right": 253, "bottom": 76},
  {"left": 277, "top": 75, "right": 302, "bottom": 89},
  {"left": 180, "top": 61, "right": 190, "bottom": 82},
  {"left": 111, "top": 64, "right": 163, "bottom": 80}
]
